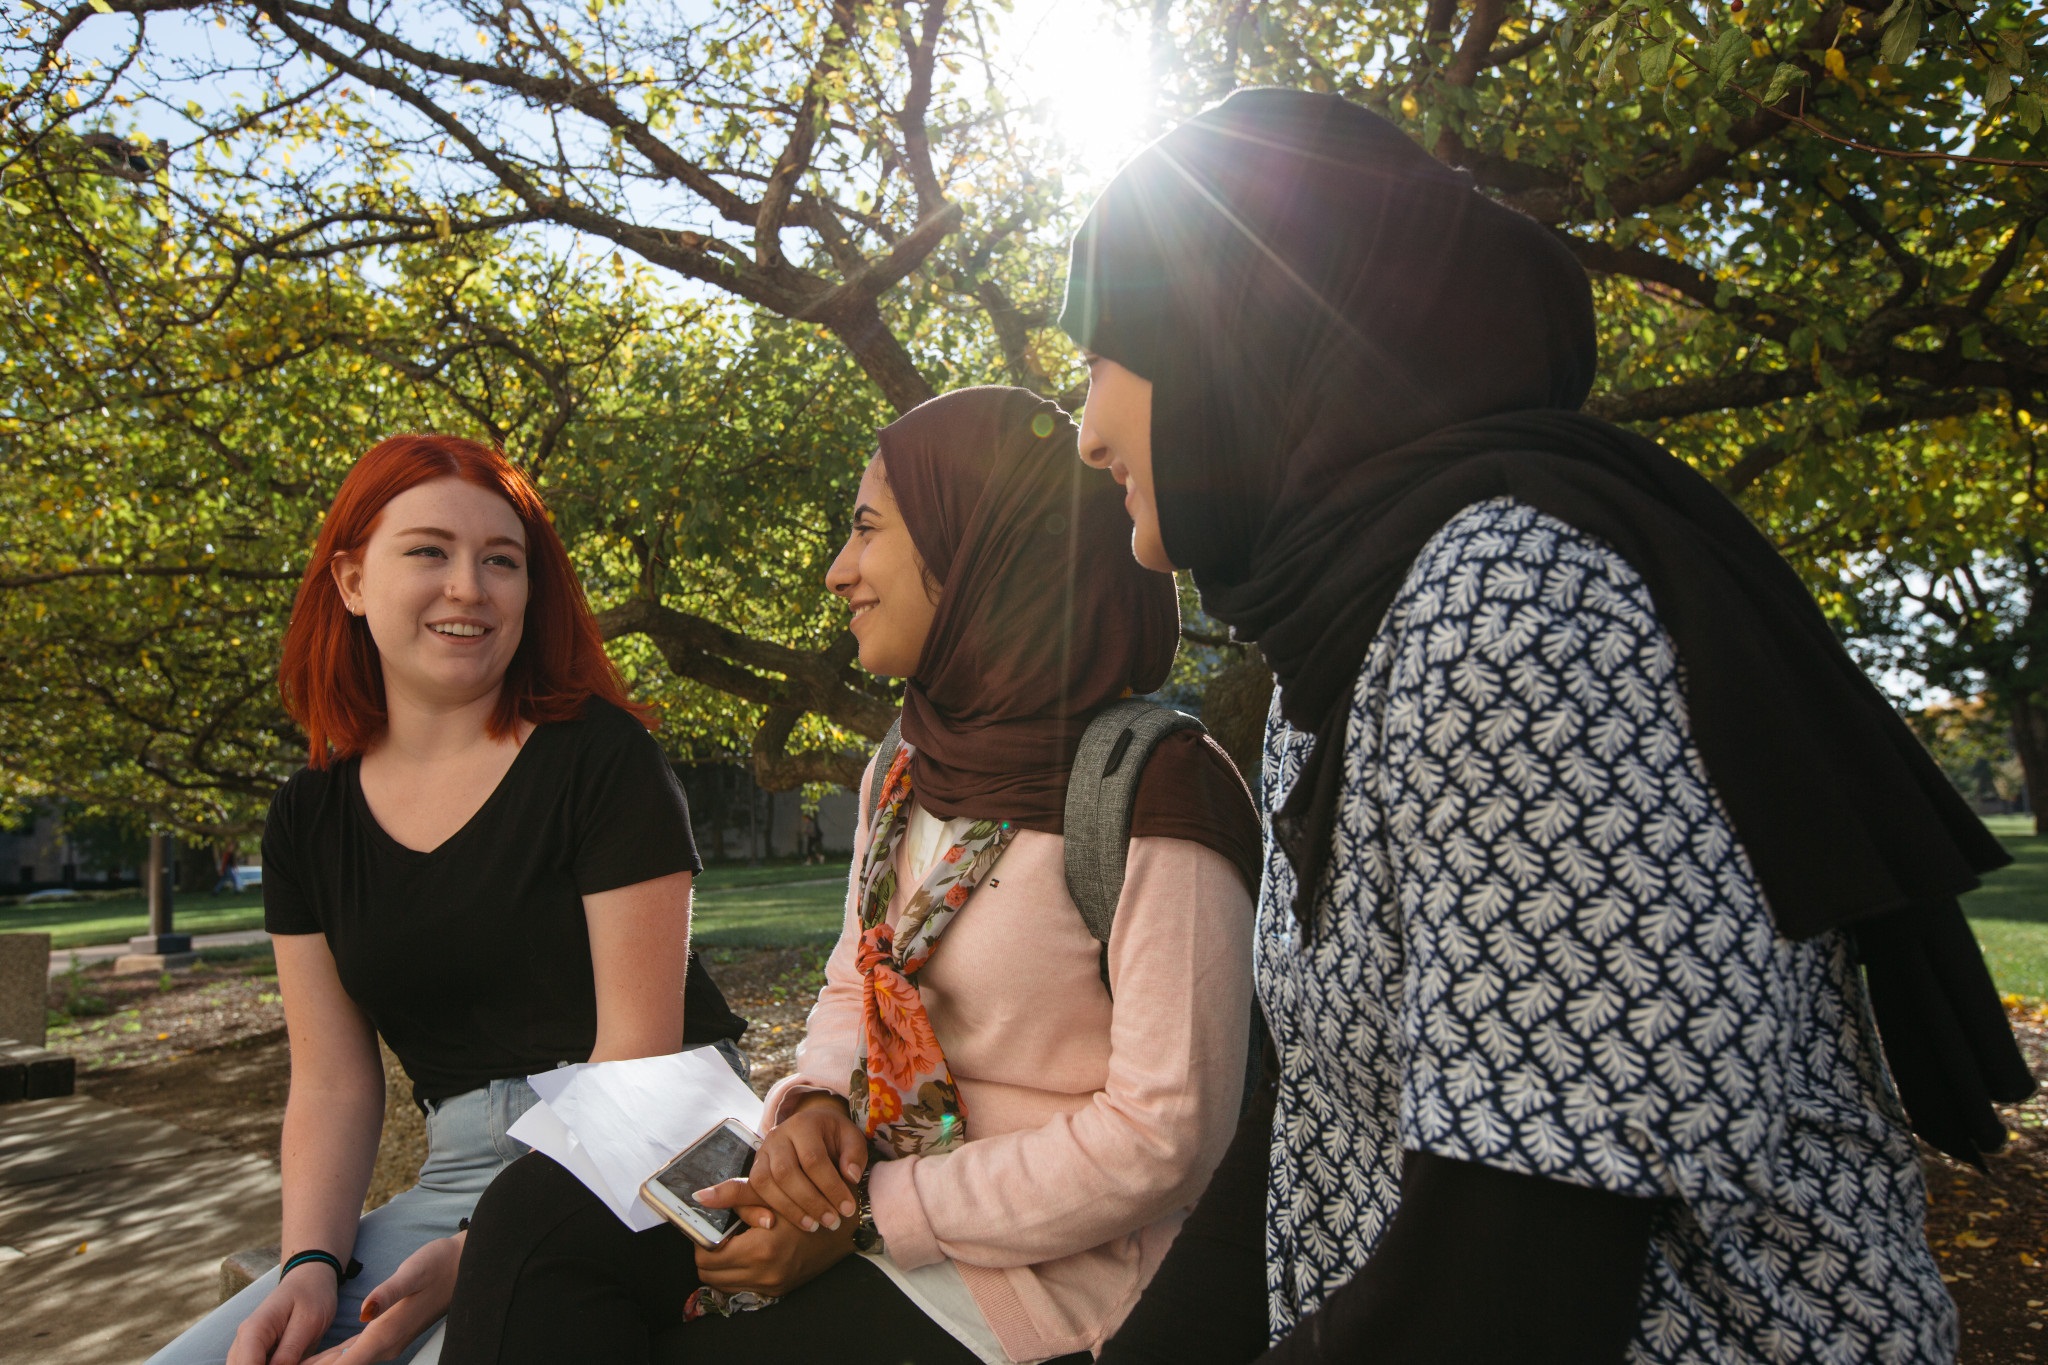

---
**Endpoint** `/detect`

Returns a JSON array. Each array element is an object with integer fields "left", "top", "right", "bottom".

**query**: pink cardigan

[{"left": 763, "top": 771, "right": 1254, "bottom": 1361}]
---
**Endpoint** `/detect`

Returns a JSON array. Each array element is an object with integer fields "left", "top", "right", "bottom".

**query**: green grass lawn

[
  {"left": 0, "top": 861, "right": 848, "bottom": 952},
  {"left": 692, "top": 859, "right": 846, "bottom": 892},
  {"left": 1965, "top": 813, "right": 2048, "bottom": 1000},
  {"left": 691, "top": 874, "right": 846, "bottom": 947},
  {"left": 0, "top": 889, "right": 269, "bottom": 950},
  {"left": 15, "top": 829, "right": 2044, "bottom": 982}
]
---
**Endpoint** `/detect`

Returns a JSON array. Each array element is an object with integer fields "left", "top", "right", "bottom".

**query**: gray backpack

[
  {"left": 865, "top": 697, "right": 1268, "bottom": 1113},
  {"left": 865, "top": 698, "right": 1203, "bottom": 992}
]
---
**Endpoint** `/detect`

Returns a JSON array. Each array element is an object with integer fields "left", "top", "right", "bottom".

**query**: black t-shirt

[{"left": 263, "top": 697, "right": 746, "bottom": 1103}]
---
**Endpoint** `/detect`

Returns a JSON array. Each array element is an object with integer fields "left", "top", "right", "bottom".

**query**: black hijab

[{"left": 1061, "top": 87, "right": 2031, "bottom": 1163}]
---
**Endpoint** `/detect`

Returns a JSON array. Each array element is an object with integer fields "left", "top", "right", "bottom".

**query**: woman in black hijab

[{"left": 1065, "top": 87, "right": 2032, "bottom": 1364}]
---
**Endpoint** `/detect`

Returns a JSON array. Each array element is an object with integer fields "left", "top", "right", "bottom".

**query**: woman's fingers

[
  {"left": 689, "top": 1177, "right": 781, "bottom": 1231},
  {"left": 225, "top": 1309, "right": 282, "bottom": 1365},
  {"left": 761, "top": 1135, "right": 849, "bottom": 1229},
  {"left": 270, "top": 1301, "right": 334, "bottom": 1365},
  {"left": 228, "top": 1280, "right": 331, "bottom": 1365},
  {"left": 356, "top": 1268, "right": 407, "bottom": 1323},
  {"left": 825, "top": 1112, "right": 870, "bottom": 1186},
  {"left": 698, "top": 1143, "right": 834, "bottom": 1230},
  {"left": 356, "top": 1233, "right": 456, "bottom": 1322},
  {"left": 693, "top": 1109, "right": 867, "bottom": 1232},
  {"left": 795, "top": 1130, "right": 859, "bottom": 1219},
  {"left": 331, "top": 1299, "right": 420, "bottom": 1363},
  {"left": 689, "top": 1177, "right": 761, "bottom": 1209}
]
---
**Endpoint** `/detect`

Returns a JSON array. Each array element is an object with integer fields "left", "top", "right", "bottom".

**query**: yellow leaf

[
  {"left": 89, "top": 0, "right": 113, "bottom": 11},
  {"left": 1955, "top": 1231, "right": 1999, "bottom": 1249},
  {"left": 1399, "top": 92, "right": 1419, "bottom": 119},
  {"left": 1824, "top": 48, "right": 1847, "bottom": 81}
]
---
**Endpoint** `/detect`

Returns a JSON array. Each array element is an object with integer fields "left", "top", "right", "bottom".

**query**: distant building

[
  {"left": 674, "top": 763, "right": 858, "bottom": 865},
  {"left": 0, "top": 807, "right": 84, "bottom": 890}
]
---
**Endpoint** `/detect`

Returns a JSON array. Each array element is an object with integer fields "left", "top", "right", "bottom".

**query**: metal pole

[
  {"left": 146, "top": 832, "right": 168, "bottom": 938},
  {"left": 123, "top": 831, "right": 192, "bottom": 967}
]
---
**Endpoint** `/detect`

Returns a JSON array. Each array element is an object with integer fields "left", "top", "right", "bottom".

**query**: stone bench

[
  {"left": 0, "top": 1037, "right": 75, "bottom": 1103},
  {"left": 220, "top": 1243, "right": 279, "bottom": 1301},
  {"left": 1, "top": 931, "right": 52, "bottom": 1050}
]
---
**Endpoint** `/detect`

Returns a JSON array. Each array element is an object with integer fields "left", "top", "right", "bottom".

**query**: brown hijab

[{"left": 879, "top": 386, "right": 1262, "bottom": 887}]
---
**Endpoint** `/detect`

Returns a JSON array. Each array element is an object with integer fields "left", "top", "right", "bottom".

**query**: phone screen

[{"left": 651, "top": 1125, "right": 757, "bottom": 1235}]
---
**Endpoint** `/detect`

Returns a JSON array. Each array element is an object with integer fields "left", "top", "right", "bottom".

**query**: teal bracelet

[{"left": 280, "top": 1250, "right": 362, "bottom": 1285}]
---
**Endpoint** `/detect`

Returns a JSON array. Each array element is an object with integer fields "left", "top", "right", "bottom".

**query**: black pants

[{"left": 442, "top": 1152, "right": 1091, "bottom": 1365}]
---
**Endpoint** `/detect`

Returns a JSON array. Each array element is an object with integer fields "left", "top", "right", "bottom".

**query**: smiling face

[
  {"left": 1075, "top": 355, "right": 1173, "bottom": 572},
  {"left": 824, "top": 458, "right": 939, "bottom": 678},
  {"left": 329, "top": 476, "right": 530, "bottom": 713}
]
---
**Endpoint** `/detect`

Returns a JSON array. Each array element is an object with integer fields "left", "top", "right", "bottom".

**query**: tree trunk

[{"left": 2009, "top": 693, "right": 2048, "bottom": 835}]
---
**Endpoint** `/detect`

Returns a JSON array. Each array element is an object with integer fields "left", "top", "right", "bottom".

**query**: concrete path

[
  {"left": 48, "top": 931, "right": 271, "bottom": 978},
  {"left": 0, "top": 1095, "right": 280, "bottom": 1365}
]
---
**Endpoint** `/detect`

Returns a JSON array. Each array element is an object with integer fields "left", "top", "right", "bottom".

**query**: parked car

[
  {"left": 21, "top": 887, "right": 81, "bottom": 903},
  {"left": 213, "top": 865, "right": 263, "bottom": 894}
]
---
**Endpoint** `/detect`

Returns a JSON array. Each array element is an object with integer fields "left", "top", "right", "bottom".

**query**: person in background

[
  {"left": 148, "top": 433, "right": 745, "bottom": 1365},
  {"left": 440, "top": 386, "right": 1263, "bottom": 1364},
  {"left": 1065, "top": 88, "right": 2033, "bottom": 1364}
]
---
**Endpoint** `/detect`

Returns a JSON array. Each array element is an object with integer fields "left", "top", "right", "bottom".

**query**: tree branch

[
  {"left": 750, "top": 706, "right": 868, "bottom": 790},
  {"left": 1719, "top": 390, "right": 1986, "bottom": 494},
  {"left": 595, "top": 598, "right": 896, "bottom": 738}
]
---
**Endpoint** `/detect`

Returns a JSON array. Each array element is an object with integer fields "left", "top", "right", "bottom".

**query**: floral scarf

[{"left": 849, "top": 741, "right": 1016, "bottom": 1157}]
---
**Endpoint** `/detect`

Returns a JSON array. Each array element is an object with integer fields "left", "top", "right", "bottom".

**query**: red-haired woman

[{"left": 147, "top": 434, "right": 745, "bottom": 1365}]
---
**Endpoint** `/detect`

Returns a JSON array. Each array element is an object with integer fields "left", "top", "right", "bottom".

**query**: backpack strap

[
  {"left": 864, "top": 716, "right": 904, "bottom": 843},
  {"left": 873, "top": 701, "right": 1262, "bottom": 1114},
  {"left": 1064, "top": 700, "right": 1206, "bottom": 989}
]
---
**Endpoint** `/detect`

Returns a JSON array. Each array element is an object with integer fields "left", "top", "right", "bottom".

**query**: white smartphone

[{"left": 638, "top": 1117, "right": 763, "bottom": 1249}]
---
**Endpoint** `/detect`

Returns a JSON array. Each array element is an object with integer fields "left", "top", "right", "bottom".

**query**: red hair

[{"left": 279, "top": 433, "right": 649, "bottom": 767}]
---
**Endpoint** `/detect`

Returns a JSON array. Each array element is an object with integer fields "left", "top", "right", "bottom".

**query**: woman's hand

[
  {"left": 694, "top": 1092, "right": 867, "bottom": 1233},
  {"left": 300, "top": 1233, "right": 465, "bottom": 1364},
  {"left": 226, "top": 1263, "right": 337, "bottom": 1365},
  {"left": 695, "top": 1213, "right": 858, "bottom": 1299}
]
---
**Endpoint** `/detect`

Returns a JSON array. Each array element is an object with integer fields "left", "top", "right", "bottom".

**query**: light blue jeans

[{"left": 146, "top": 1077, "right": 539, "bottom": 1365}]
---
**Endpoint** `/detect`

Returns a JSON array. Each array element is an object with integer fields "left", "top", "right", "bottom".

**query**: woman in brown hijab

[{"left": 444, "top": 386, "right": 1263, "bottom": 1365}]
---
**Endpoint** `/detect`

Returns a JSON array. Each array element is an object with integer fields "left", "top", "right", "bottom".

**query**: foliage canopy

[{"left": 7, "top": 0, "right": 2048, "bottom": 832}]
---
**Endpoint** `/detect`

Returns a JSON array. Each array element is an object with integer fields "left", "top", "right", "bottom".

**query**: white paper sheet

[{"left": 508, "top": 1047, "right": 765, "bottom": 1231}]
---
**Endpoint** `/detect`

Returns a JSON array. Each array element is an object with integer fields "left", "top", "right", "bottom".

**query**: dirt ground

[
  {"left": 1925, "top": 1000, "right": 2048, "bottom": 1357},
  {"left": 44, "top": 948, "right": 2048, "bottom": 1359}
]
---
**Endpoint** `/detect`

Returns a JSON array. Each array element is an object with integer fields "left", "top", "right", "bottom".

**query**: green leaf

[
  {"left": 1574, "top": 14, "right": 1619, "bottom": 63},
  {"left": 1880, "top": 1, "right": 1926, "bottom": 68},
  {"left": 1710, "top": 26, "right": 1749, "bottom": 87},
  {"left": 2014, "top": 91, "right": 2044, "bottom": 135},
  {"left": 1762, "top": 62, "right": 1809, "bottom": 105},
  {"left": 1988, "top": 63, "right": 2014, "bottom": 110},
  {"left": 1639, "top": 39, "right": 1677, "bottom": 88},
  {"left": 2000, "top": 31, "right": 2030, "bottom": 79}
]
